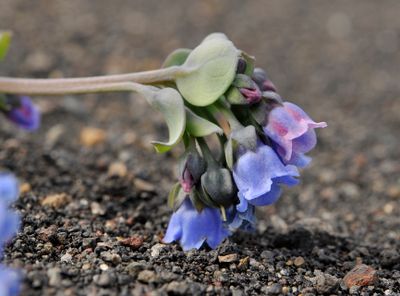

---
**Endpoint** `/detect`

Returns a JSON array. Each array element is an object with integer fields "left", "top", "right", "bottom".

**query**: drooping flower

[
  {"left": 263, "top": 102, "right": 327, "bottom": 167},
  {"left": 5, "top": 96, "right": 40, "bottom": 131},
  {"left": 232, "top": 143, "right": 299, "bottom": 212},
  {"left": 0, "top": 265, "right": 20, "bottom": 296},
  {"left": 163, "top": 198, "right": 230, "bottom": 251}
]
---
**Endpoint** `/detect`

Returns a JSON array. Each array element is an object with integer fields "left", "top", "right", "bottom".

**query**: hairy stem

[{"left": 0, "top": 66, "right": 186, "bottom": 95}]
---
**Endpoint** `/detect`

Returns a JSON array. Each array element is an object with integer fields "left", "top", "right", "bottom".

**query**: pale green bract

[
  {"left": 176, "top": 33, "right": 240, "bottom": 107},
  {"left": 144, "top": 87, "right": 186, "bottom": 153},
  {"left": 185, "top": 108, "right": 223, "bottom": 137}
]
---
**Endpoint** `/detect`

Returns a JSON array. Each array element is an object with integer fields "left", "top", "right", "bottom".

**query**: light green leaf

[
  {"left": 0, "top": 31, "right": 12, "bottom": 61},
  {"left": 185, "top": 108, "right": 222, "bottom": 137},
  {"left": 162, "top": 48, "right": 192, "bottom": 68},
  {"left": 144, "top": 87, "right": 186, "bottom": 153},
  {"left": 176, "top": 33, "right": 240, "bottom": 106}
]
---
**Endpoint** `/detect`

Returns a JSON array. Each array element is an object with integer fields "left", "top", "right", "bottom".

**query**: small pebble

[
  {"left": 80, "top": 127, "right": 106, "bottom": 147},
  {"left": 343, "top": 264, "right": 377, "bottom": 288},
  {"left": 41, "top": 193, "right": 71, "bottom": 208},
  {"left": 294, "top": 256, "right": 305, "bottom": 267},
  {"left": 218, "top": 253, "right": 238, "bottom": 263}
]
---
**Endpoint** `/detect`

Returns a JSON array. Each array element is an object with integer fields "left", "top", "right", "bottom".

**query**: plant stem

[
  {"left": 196, "top": 137, "right": 218, "bottom": 167},
  {"left": 0, "top": 81, "right": 156, "bottom": 97},
  {"left": 0, "top": 66, "right": 186, "bottom": 95},
  {"left": 209, "top": 103, "right": 242, "bottom": 130}
]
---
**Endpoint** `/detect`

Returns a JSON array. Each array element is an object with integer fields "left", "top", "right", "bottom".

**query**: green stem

[
  {"left": 0, "top": 81, "right": 156, "bottom": 97},
  {"left": 0, "top": 66, "right": 187, "bottom": 96},
  {"left": 196, "top": 137, "right": 218, "bottom": 167},
  {"left": 209, "top": 103, "right": 242, "bottom": 130}
]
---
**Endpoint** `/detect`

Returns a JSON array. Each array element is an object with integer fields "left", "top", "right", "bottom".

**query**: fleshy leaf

[
  {"left": 185, "top": 108, "right": 223, "bottom": 137},
  {"left": 176, "top": 33, "right": 240, "bottom": 106},
  {"left": 162, "top": 48, "right": 192, "bottom": 68},
  {"left": 145, "top": 88, "right": 186, "bottom": 153},
  {"left": 0, "top": 31, "right": 12, "bottom": 61}
]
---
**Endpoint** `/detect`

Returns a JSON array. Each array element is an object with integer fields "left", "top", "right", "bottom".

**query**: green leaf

[
  {"left": 0, "top": 31, "right": 12, "bottom": 61},
  {"left": 162, "top": 48, "right": 192, "bottom": 68},
  {"left": 176, "top": 33, "right": 240, "bottom": 106},
  {"left": 185, "top": 108, "right": 222, "bottom": 137},
  {"left": 144, "top": 87, "right": 186, "bottom": 153}
]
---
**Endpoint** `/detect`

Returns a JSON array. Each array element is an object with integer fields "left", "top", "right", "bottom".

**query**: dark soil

[{"left": 1, "top": 1, "right": 399, "bottom": 295}]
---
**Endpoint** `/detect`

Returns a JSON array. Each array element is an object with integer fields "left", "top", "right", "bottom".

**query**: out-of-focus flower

[
  {"left": 4, "top": 96, "right": 40, "bottom": 131},
  {"left": 263, "top": 102, "right": 327, "bottom": 167},
  {"left": 163, "top": 198, "right": 230, "bottom": 251},
  {"left": 233, "top": 143, "right": 299, "bottom": 212},
  {"left": 0, "top": 265, "right": 20, "bottom": 296},
  {"left": 0, "top": 173, "right": 20, "bottom": 295},
  {"left": 0, "top": 173, "right": 19, "bottom": 205},
  {"left": 0, "top": 202, "right": 19, "bottom": 254},
  {"left": 0, "top": 173, "right": 19, "bottom": 252}
]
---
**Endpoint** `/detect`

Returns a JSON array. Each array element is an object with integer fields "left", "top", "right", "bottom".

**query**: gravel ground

[{"left": 0, "top": 1, "right": 399, "bottom": 295}]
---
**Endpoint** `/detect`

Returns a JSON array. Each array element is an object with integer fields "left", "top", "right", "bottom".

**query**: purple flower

[
  {"left": 6, "top": 96, "right": 40, "bottom": 131},
  {"left": 263, "top": 102, "right": 327, "bottom": 167},
  {"left": 163, "top": 198, "right": 230, "bottom": 251},
  {"left": 0, "top": 265, "right": 20, "bottom": 296},
  {"left": 0, "top": 173, "right": 19, "bottom": 205},
  {"left": 232, "top": 144, "right": 299, "bottom": 212},
  {"left": 226, "top": 203, "right": 256, "bottom": 232}
]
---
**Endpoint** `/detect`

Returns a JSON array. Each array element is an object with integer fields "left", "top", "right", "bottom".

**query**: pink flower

[{"left": 264, "top": 102, "right": 327, "bottom": 167}]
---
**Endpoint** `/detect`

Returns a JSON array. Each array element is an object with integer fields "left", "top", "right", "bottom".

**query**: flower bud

[
  {"left": 178, "top": 150, "right": 206, "bottom": 193},
  {"left": 201, "top": 167, "right": 237, "bottom": 207},
  {"left": 226, "top": 74, "right": 262, "bottom": 105},
  {"left": 252, "top": 68, "right": 277, "bottom": 92}
]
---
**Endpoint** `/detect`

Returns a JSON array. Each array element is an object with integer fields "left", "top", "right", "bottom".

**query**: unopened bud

[
  {"left": 201, "top": 167, "right": 237, "bottom": 207},
  {"left": 252, "top": 68, "right": 277, "bottom": 92},
  {"left": 178, "top": 150, "right": 206, "bottom": 193}
]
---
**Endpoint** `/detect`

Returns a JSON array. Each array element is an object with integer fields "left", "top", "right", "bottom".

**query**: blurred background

[{"left": 0, "top": 0, "right": 399, "bottom": 259}]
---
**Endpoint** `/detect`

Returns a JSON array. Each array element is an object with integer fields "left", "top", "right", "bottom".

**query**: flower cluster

[
  {"left": 164, "top": 56, "right": 326, "bottom": 250},
  {"left": 0, "top": 32, "right": 326, "bottom": 253},
  {"left": 0, "top": 173, "right": 21, "bottom": 296}
]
